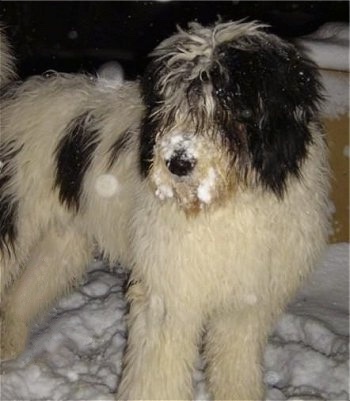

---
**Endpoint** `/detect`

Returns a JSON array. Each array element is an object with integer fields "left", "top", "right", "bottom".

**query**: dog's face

[{"left": 139, "top": 20, "right": 322, "bottom": 214}]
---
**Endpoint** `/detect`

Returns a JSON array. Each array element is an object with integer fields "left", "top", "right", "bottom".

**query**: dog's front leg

[
  {"left": 117, "top": 281, "right": 202, "bottom": 400},
  {"left": 204, "top": 306, "right": 271, "bottom": 401},
  {"left": 0, "top": 224, "right": 91, "bottom": 360}
]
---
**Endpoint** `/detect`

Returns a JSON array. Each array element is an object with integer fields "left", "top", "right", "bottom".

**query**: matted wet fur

[{"left": 0, "top": 21, "right": 330, "bottom": 400}]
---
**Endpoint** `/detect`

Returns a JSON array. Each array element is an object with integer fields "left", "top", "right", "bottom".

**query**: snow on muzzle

[
  {"left": 161, "top": 133, "right": 199, "bottom": 178},
  {"left": 166, "top": 148, "right": 197, "bottom": 177}
]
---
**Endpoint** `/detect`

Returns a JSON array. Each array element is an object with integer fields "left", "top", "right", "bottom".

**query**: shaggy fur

[
  {"left": 0, "top": 27, "right": 16, "bottom": 86},
  {"left": 0, "top": 21, "right": 330, "bottom": 400}
]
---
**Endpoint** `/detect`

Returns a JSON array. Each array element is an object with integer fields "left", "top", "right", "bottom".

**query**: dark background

[{"left": 1, "top": 1, "right": 349, "bottom": 80}]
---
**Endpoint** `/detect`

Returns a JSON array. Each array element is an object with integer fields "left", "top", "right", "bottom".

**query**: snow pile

[
  {"left": 297, "top": 22, "right": 349, "bottom": 72},
  {"left": 297, "top": 22, "right": 349, "bottom": 118},
  {"left": 1, "top": 263, "right": 128, "bottom": 400},
  {"left": 265, "top": 314, "right": 348, "bottom": 400},
  {"left": 1, "top": 244, "right": 349, "bottom": 400},
  {"left": 318, "top": 70, "right": 349, "bottom": 118}
]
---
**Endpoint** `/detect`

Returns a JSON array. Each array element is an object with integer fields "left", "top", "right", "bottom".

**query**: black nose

[{"left": 166, "top": 153, "right": 196, "bottom": 177}]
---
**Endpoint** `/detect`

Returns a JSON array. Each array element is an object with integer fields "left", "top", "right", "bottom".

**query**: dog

[{"left": 0, "top": 20, "right": 330, "bottom": 400}]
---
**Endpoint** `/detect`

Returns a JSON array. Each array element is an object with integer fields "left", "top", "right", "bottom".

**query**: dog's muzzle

[{"left": 166, "top": 149, "right": 197, "bottom": 177}]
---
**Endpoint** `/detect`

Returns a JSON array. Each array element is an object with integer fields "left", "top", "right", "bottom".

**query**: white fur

[
  {"left": 117, "top": 124, "right": 330, "bottom": 400},
  {"left": 150, "top": 20, "right": 271, "bottom": 124},
  {"left": 0, "top": 74, "right": 144, "bottom": 354},
  {"left": 0, "top": 21, "right": 330, "bottom": 401}
]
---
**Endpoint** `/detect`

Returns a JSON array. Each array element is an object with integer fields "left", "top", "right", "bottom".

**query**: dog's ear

[
  {"left": 245, "top": 41, "right": 323, "bottom": 196},
  {"left": 215, "top": 37, "right": 323, "bottom": 197}
]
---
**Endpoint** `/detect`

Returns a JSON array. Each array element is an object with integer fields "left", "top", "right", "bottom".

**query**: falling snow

[
  {"left": 97, "top": 61, "right": 124, "bottom": 89},
  {"left": 95, "top": 174, "right": 120, "bottom": 198}
]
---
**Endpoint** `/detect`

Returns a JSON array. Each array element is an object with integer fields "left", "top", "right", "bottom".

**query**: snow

[
  {"left": 197, "top": 167, "right": 217, "bottom": 204},
  {"left": 297, "top": 22, "right": 349, "bottom": 72},
  {"left": 160, "top": 132, "right": 200, "bottom": 161},
  {"left": 156, "top": 133, "right": 222, "bottom": 205},
  {"left": 155, "top": 183, "right": 174, "bottom": 200},
  {"left": 97, "top": 61, "right": 124, "bottom": 89},
  {"left": 297, "top": 22, "right": 349, "bottom": 118},
  {"left": 1, "top": 243, "right": 348, "bottom": 400},
  {"left": 343, "top": 146, "right": 350, "bottom": 159},
  {"left": 153, "top": 170, "right": 174, "bottom": 200},
  {"left": 318, "top": 70, "right": 349, "bottom": 118},
  {"left": 95, "top": 174, "right": 120, "bottom": 198},
  {"left": 67, "top": 30, "right": 78, "bottom": 41}
]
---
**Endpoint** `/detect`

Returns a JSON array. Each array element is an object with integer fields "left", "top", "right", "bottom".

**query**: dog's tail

[{"left": 0, "top": 26, "right": 16, "bottom": 87}]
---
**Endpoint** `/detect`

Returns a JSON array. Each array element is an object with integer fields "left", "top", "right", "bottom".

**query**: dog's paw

[{"left": 0, "top": 315, "right": 28, "bottom": 361}]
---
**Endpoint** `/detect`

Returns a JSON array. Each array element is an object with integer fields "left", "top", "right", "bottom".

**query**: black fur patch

[
  {"left": 0, "top": 140, "right": 23, "bottom": 255},
  {"left": 55, "top": 112, "right": 100, "bottom": 211},
  {"left": 139, "top": 114, "right": 159, "bottom": 177},
  {"left": 211, "top": 37, "right": 322, "bottom": 196},
  {"left": 139, "top": 58, "right": 166, "bottom": 177},
  {"left": 108, "top": 129, "right": 133, "bottom": 168}
]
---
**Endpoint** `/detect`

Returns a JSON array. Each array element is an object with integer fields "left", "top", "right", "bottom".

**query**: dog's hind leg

[
  {"left": 117, "top": 281, "right": 204, "bottom": 400},
  {"left": 0, "top": 223, "right": 91, "bottom": 360},
  {"left": 204, "top": 307, "right": 270, "bottom": 400}
]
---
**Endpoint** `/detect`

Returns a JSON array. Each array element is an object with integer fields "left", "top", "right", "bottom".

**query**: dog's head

[{"left": 139, "top": 20, "right": 322, "bottom": 214}]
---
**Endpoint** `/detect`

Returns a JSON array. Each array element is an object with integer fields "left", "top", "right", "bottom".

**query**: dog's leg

[
  {"left": 0, "top": 259, "right": 20, "bottom": 300},
  {"left": 0, "top": 224, "right": 91, "bottom": 360},
  {"left": 0, "top": 224, "right": 42, "bottom": 298},
  {"left": 204, "top": 307, "right": 270, "bottom": 400},
  {"left": 117, "top": 281, "right": 203, "bottom": 400}
]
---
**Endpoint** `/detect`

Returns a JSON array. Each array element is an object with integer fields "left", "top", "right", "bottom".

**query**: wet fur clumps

[
  {"left": 0, "top": 140, "right": 23, "bottom": 254},
  {"left": 108, "top": 128, "right": 134, "bottom": 168},
  {"left": 140, "top": 21, "right": 323, "bottom": 197}
]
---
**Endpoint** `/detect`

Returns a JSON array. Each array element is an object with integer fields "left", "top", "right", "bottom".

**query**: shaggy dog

[{"left": 0, "top": 21, "right": 330, "bottom": 400}]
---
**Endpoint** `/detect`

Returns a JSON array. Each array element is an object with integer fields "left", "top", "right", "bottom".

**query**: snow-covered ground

[
  {"left": 297, "top": 22, "right": 349, "bottom": 119},
  {"left": 1, "top": 243, "right": 348, "bottom": 401}
]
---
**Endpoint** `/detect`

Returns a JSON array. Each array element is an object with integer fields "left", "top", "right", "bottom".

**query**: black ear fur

[
  {"left": 139, "top": 59, "right": 164, "bottom": 177},
  {"left": 249, "top": 43, "right": 322, "bottom": 196},
  {"left": 213, "top": 36, "right": 323, "bottom": 196}
]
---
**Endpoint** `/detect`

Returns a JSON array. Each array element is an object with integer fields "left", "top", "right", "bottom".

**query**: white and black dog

[{"left": 0, "top": 21, "right": 330, "bottom": 400}]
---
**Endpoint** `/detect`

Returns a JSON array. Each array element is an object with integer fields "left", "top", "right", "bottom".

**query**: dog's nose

[{"left": 166, "top": 152, "right": 196, "bottom": 177}]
